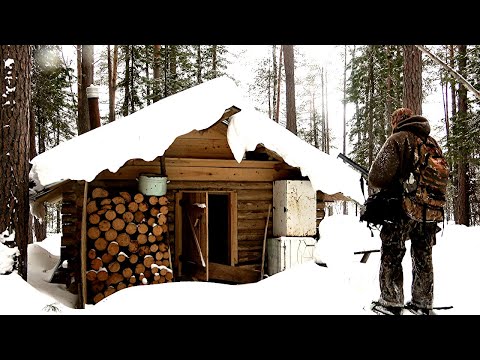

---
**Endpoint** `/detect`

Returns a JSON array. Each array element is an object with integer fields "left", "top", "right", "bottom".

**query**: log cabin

[{"left": 29, "top": 76, "right": 362, "bottom": 308}]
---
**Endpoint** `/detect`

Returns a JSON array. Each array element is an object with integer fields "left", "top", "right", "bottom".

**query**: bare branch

[{"left": 415, "top": 45, "right": 480, "bottom": 101}]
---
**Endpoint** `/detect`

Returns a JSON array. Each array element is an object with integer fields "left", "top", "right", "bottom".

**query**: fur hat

[{"left": 391, "top": 107, "right": 414, "bottom": 129}]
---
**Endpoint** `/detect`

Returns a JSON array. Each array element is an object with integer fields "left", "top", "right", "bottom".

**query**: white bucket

[{"left": 138, "top": 174, "right": 167, "bottom": 196}]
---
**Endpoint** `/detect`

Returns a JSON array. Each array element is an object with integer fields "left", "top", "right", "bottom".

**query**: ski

[
  {"left": 369, "top": 301, "right": 402, "bottom": 315},
  {"left": 404, "top": 304, "right": 453, "bottom": 315},
  {"left": 368, "top": 301, "right": 453, "bottom": 315}
]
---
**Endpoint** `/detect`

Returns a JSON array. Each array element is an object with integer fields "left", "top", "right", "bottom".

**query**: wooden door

[{"left": 180, "top": 192, "right": 208, "bottom": 281}]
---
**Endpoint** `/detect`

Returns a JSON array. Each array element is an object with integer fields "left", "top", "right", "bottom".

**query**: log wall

[
  {"left": 167, "top": 181, "right": 274, "bottom": 269},
  {"left": 95, "top": 161, "right": 301, "bottom": 270},
  {"left": 60, "top": 182, "right": 85, "bottom": 301}
]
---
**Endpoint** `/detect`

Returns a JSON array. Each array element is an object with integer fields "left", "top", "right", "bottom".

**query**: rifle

[
  {"left": 337, "top": 153, "right": 369, "bottom": 197},
  {"left": 337, "top": 153, "right": 369, "bottom": 179}
]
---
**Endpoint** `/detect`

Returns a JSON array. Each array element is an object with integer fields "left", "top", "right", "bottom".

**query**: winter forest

[{"left": 1, "top": 45, "right": 479, "bottom": 282}]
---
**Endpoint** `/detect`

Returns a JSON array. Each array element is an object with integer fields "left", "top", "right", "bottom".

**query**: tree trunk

[
  {"left": 342, "top": 45, "right": 348, "bottom": 215},
  {"left": 76, "top": 45, "right": 83, "bottom": 132},
  {"left": 325, "top": 70, "right": 329, "bottom": 154},
  {"left": 122, "top": 45, "right": 130, "bottom": 117},
  {"left": 449, "top": 45, "right": 457, "bottom": 223},
  {"left": 272, "top": 45, "right": 278, "bottom": 121},
  {"left": 442, "top": 46, "right": 450, "bottom": 141},
  {"left": 275, "top": 46, "right": 283, "bottom": 123},
  {"left": 108, "top": 45, "right": 118, "bottom": 122},
  {"left": 153, "top": 45, "right": 161, "bottom": 102},
  {"left": 29, "top": 69, "right": 46, "bottom": 243},
  {"left": 145, "top": 46, "right": 151, "bottom": 106},
  {"left": 130, "top": 46, "right": 134, "bottom": 114},
  {"left": 78, "top": 45, "right": 94, "bottom": 134},
  {"left": 268, "top": 64, "right": 271, "bottom": 119},
  {"left": 108, "top": 46, "right": 112, "bottom": 118},
  {"left": 367, "top": 46, "right": 374, "bottom": 166},
  {"left": 402, "top": 45, "right": 422, "bottom": 114},
  {"left": 0, "top": 45, "right": 32, "bottom": 279},
  {"left": 196, "top": 45, "right": 202, "bottom": 84},
  {"left": 342, "top": 45, "right": 347, "bottom": 155},
  {"left": 385, "top": 45, "right": 393, "bottom": 139},
  {"left": 283, "top": 45, "right": 297, "bottom": 135},
  {"left": 212, "top": 45, "right": 217, "bottom": 78},
  {"left": 352, "top": 45, "right": 361, "bottom": 151},
  {"left": 170, "top": 45, "right": 177, "bottom": 94},
  {"left": 456, "top": 45, "right": 470, "bottom": 226},
  {"left": 163, "top": 46, "right": 169, "bottom": 97},
  {"left": 321, "top": 67, "right": 325, "bottom": 151},
  {"left": 312, "top": 94, "right": 318, "bottom": 149},
  {"left": 449, "top": 45, "right": 457, "bottom": 117}
]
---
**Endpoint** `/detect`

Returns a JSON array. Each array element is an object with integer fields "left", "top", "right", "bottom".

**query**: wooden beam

[
  {"left": 208, "top": 262, "right": 260, "bottom": 284},
  {"left": 198, "top": 106, "right": 241, "bottom": 134},
  {"left": 164, "top": 139, "right": 234, "bottom": 159},
  {"left": 174, "top": 192, "right": 183, "bottom": 277},
  {"left": 30, "top": 180, "right": 73, "bottom": 204},
  {"left": 131, "top": 157, "right": 288, "bottom": 169},
  {"left": 80, "top": 182, "right": 88, "bottom": 309},
  {"left": 97, "top": 164, "right": 296, "bottom": 182},
  {"left": 261, "top": 204, "right": 271, "bottom": 279},
  {"left": 237, "top": 219, "right": 272, "bottom": 231},
  {"left": 187, "top": 212, "right": 206, "bottom": 267},
  {"left": 237, "top": 189, "right": 272, "bottom": 201},
  {"left": 353, "top": 249, "right": 380, "bottom": 264},
  {"left": 229, "top": 192, "right": 238, "bottom": 265},
  {"left": 168, "top": 181, "right": 272, "bottom": 191},
  {"left": 180, "top": 127, "right": 227, "bottom": 140},
  {"left": 237, "top": 200, "right": 272, "bottom": 211}
]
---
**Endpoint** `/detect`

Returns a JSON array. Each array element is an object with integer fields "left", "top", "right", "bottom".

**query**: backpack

[
  {"left": 402, "top": 135, "right": 449, "bottom": 223},
  {"left": 360, "top": 189, "right": 402, "bottom": 232},
  {"left": 359, "top": 134, "right": 449, "bottom": 233}
]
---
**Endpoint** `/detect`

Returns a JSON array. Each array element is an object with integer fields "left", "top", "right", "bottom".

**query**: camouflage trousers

[{"left": 378, "top": 217, "right": 438, "bottom": 310}]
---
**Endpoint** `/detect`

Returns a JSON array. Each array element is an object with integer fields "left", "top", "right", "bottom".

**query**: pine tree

[
  {"left": 31, "top": 45, "right": 76, "bottom": 238},
  {"left": 0, "top": 45, "right": 32, "bottom": 279},
  {"left": 346, "top": 45, "right": 404, "bottom": 169}
]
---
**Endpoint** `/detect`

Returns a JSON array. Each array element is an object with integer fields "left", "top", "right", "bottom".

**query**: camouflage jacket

[{"left": 368, "top": 115, "right": 441, "bottom": 193}]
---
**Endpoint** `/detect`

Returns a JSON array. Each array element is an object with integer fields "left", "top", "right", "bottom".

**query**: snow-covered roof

[{"left": 29, "top": 76, "right": 366, "bottom": 204}]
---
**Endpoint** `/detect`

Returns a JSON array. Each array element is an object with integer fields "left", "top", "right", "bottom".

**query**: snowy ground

[{"left": 0, "top": 214, "right": 476, "bottom": 315}]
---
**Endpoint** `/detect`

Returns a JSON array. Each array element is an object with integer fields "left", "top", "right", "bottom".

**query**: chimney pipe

[{"left": 86, "top": 85, "right": 101, "bottom": 130}]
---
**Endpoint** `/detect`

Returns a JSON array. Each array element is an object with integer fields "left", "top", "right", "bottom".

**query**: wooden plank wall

[
  {"left": 164, "top": 127, "right": 234, "bottom": 160},
  {"left": 88, "top": 175, "right": 334, "bottom": 282},
  {"left": 95, "top": 156, "right": 318, "bottom": 274},
  {"left": 167, "top": 181, "right": 274, "bottom": 271},
  {"left": 316, "top": 191, "right": 328, "bottom": 228},
  {"left": 90, "top": 125, "right": 310, "bottom": 276}
]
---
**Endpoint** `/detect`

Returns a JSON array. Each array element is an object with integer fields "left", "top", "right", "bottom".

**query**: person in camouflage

[{"left": 368, "top": 107, "right": 442, "bottom": 315}]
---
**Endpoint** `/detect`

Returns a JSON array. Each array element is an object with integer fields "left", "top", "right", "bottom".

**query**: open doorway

[
  {"left": 208, "top": 194, "right": 229, "bottom": 265},
  {"left": 175, "top": 191, "right": 237, "bottom": 282}
]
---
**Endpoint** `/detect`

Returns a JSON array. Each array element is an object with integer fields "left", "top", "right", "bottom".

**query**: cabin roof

[{"left": 29, "top": 76, "right": 365, "bottom": 205}]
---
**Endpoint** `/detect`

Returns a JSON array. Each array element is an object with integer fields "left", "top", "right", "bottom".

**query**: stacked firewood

[{"left": 85, "top": 187, "right": 173, "bottom": 304}]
